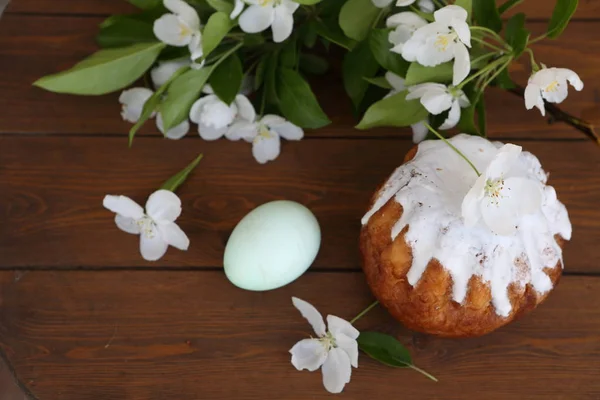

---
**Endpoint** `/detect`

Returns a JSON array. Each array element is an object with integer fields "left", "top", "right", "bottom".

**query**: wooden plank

[
  {"left": 0, "top": 15, "right": 597, "bottom": 139},
  {"left": 0, "top": 356, "right": 27, "bottom": 400},
  {"left": 0, "top": 136, "right": 598, "bottom": 272},
  {"left": 5, "top": 0, "right": 600, "bottom": 19},
  {"left": 1, "top": 270, "right": 599, "bottom": 399}
]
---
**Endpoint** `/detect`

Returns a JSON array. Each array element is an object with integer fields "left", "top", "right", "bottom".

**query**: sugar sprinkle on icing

[{"left": 361, "top": 134, "right": 572, "bottom": 317}]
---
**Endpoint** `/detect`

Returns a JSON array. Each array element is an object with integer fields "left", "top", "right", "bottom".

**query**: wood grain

[
  {"left": 0, "top": 270, "right": 599, "bottom": 400},
  {"left": 5, "top": 0, "right": 600, "bottom": 19},
  {"left": 0, "top": 136, "right": 598, "bottom": 272},
  {"left": 0, "top": 15, "right": 597, "bottom": 139}
]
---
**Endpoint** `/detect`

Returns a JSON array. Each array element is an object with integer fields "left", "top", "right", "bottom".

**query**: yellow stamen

[
  {"left": 544, "top": 80, "right": 560, "bottom": 93},
  {"left": 434, "top": 34, "right": 452, "bottom": 52},
  {"left": 179, "top": 22, "right": 192, "bottom": 39}
]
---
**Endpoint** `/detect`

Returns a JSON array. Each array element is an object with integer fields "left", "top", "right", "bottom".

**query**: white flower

[
  {"left": 103, "top": 190, "right": 190, "bottom": 261},
  {"left": 461, "top": 144, "right": 543, "bottom": 236},
  {"left": 228, "top": 115, "right": 303, "bottom": 164},
  {"left": 387, "top": 12, "right": 428, "bottom": 55},
  {"left": 151, "top": 58, "right": 191, "bottom": 88},
  {"left": 153, "top": 0, "right": 203, "bottom": 61},
  {"left": 231, "top": 0, "right": 245, "bottom": 19},
  {"left": 374, "top": 0, "right": 434, "bottom": 11},
  {"left": 525, "top": 67, "right": 584, "bottom": 117},
  {"left": 238, "top": 0, "right": 300, "bottom": 43},
  {"left": 402, "top": 5, "right": 471, "bottom": 86},
  {"left": 289, "top": 297, "right": 359, "bottom": 394},
  {"left": 119, "top": 87, "right": 190, "bottom": 140},
  {"left": 189, "top": 89, "right": 256, "bottom": 141},
  {"left": 385, "top": 72, "right": 429, "bottom": 143},
  {"left": 406, "top": 82, "right": 470, "bottom": 130}
]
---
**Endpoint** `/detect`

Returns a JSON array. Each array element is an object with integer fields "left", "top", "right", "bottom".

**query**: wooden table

[{"left": 1, "top": 1, "right": 600, "bottom": 399}]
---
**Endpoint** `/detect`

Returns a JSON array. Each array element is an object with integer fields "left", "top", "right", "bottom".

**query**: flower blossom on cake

[
  {"left": 385, "top": 72, "right": 428, "bottom": 143},
  {"left": 461, "top": 144, "right": 543, "bottom": 236},
  {"left": 119, "top": 88, "right": 190, "bottom": 139},
  {"left": 289, "top": 297, "right": 359, "bottom": 394},
  {"left": 103, "top": 190, "right": 190, "bottom": 261},
  {"left": 228, "top": 115, "right": 303, "bottom": 164},
  {"left": 401, "top": 5, "right": 471, "bottom": 86},
  {"left": 387, "top": 12, "right": 428, "bottom": 55},
  {"left": 153, "top": 0, "right": 203, "bottom": 61},
  {"left": 373, "top": 0, "right": 434, "bottom": 12},
  {"left": 406, "top": 83, "right": 469, "bottom": 130},
  {"left": 525, "top": 66, "right": 584, "bottom": 116},
  {"left": 238, "top": 0, "right": 300, "bottom": 43},
  {"left": 189, "top": 85, "right": 256, "bottom": 141}
]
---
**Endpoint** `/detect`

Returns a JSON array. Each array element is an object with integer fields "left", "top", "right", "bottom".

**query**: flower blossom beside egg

[
  {"left": 461, "top": 144, "right": 543, "bottom": 236},
  {"left": 103, "top": 190, "right": 190, "bottom": 261},
  {"left": 289, "top": 297, "right": 359, "bottom": 394},
  {"left": 525, "top": 66, "right": 583, "bottom": 116}
]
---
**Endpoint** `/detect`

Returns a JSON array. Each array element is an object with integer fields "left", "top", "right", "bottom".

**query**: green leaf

[
  {"left": 369, "top": 29, "right": 410, "bottom": 77},
  {"left": 295, "top": 0, "right": 322, "bottom": 4},
  {"left": 277, "top": 68, "right": 331, "bottom": 129},
  {"left": 299, "top": 54, "right": 329, "bottom": 75},
  {"left": 34, "top": 42, "right": 165, "bottom": 95},
  {"left": 505, "top": 13, "right": 529, "bottom": 58},
  {"left": 473, "top": 0, "right": 503, "bottom": 32},
  {"left": 205, "top": 0, "right": 234, "bottom": 15},
  {"left": 498, "top": 0, "right": 524, "bottom": 14},
  {"left": 363, "top": 76, "right": 392, "bottom": 89},
  {"left": 202, "top": 12, "right": 233, "bottom": 57},
  {"left": 301, "top": 21, "right": 318, "bottom": 48},
  {"left": 129, "top": 91, "right": 162, "bottom": 146},
  {"left": 404, "top": 62, "right": 453, "bottom": 86},
  {"left": 339, "top": 0, "right": 381, "bottom": 41},
  {"left": 315, "top": 19, "right": 356, "bottom": 50},
  {"left": 280, "top": 38, "right": 298, "bottom": 68},
  {"left": 547, "top": 0, "right": 578, "bottom": 39},
  {"left": 495, "top": 67, "right": 515, "bottom": 89},
  {"left": 264, "top": 51, "right": 280, "bottom": 106},
  {"left": 243, "top": 34, "right": 265, "bottom": 47},
  {"left": 357, "top": 332, "right": 412, "bottom": 368},
  {"left": 128, "top": 0, "right": 161, "bottom": 9},
  {"left": 454, "top": 0, "right": 472, "bottom": 20},
  {"left": 96, "top": 17, "right": 156, "bottom": 48},
  {"left": 343, "top": 39, "right": 380, "bottom": 109},
  {"left": 356, "top": 90, "right": 428, "bottom": 129},
  {"left": 209, "top": 53, "right": 243, "bottom": 104},
  {"left": 476, "top": 97, "right": 486, "bottom": 136},
  {"left": 160, "top": 154, "right": 204, "bottom": 192},
  {"left": 254, "top": 56, "right": 268, "bottom": 90},
  {"left": 457, "top": 103, "right": 478, "bottom": 135}
]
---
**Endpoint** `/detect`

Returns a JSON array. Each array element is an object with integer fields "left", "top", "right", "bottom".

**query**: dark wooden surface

[{"left": 1, "top": 1, "right": 600, "bottom": 399}]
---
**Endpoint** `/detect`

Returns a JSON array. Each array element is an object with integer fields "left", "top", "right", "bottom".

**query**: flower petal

[
  {"left": 227, "top": 120, "right": 258, "bottom": 141},
  {"left": 261, "top": 114, "right": 287, "bottom": 126},
  {"left": 234, "top": 95, "right": 256, "bottom": 122},
  {"left": 439, "top": 99, "right": 461, "bottom": 129},
  {"left": 486, "top": 143, "right": 522, "bottom": 179},
  {"left": 419, "top": 34, "right": 456, "bottom": 66},
  {"left": 272, "top": 5, "right": 294, "bottom": 43},
  {"left": 385, "top": 72, "right": 406, "bottom": 92},
  {"left": 198, "top": 122, "right": 227, "bottom": 140},
  {"left": 292, "top": 297, "right": 327, "bottom": 337},
  {"left": 451, "top": 18, "right": 471, "bottom": 47},
  {"left": 289, "top": 339, "right": 328, "bottom": 372},
  {"left": 188, "top": 33, "right": 204, "bottom": 61},
  {"left": 281, "top": 0, "right": 300, "bottom": 13},
  {"left": 157, "top": 222, "right": 190, "bottom": 251},
  {"left": 335, "top": 333, "right": 359, "bottom": 368},
  {"left": 557, "top": 68, "right": 584, "bottom": 91},
  {"left": 270, "top": 121, "right": 303, "bottom": 140},
  {"left": 420, "top": 90, "right": 453, "bottom": 115},
  {"left": 406, "top": 82, "right": 447, "bottom": 100},
  {"left": 103, "top": 195, "right": 145, "bottom": 220},
  {"left": 417, "top": 0, "right": 434, "bottom": 13},
  {"left": 503, "top": 177, "right": 543, "bottom": 215},
  {"left": 115, "top": 215, "right": 141, "bottom": 235},
  {"left": 480, "top": 195, "right": 519, "bottom": 236},
  {"left": 327, "top": 315, "right": 359, "bottom": 340},
  {"left": 145, "top": 189, "right": 182, "bottom": 223},
  {"left": 452, "top": 41, "right": 470, "bottom": 86},
  {"left": 395, "top": 0, "right": 416, "bottom": 5},
  {"left": 156, "top": 113, "right": 190, "bottom": 140},
  {"left": 119, "top": 88, "right": 154, "bottom": 123},
  {"left": 139, "top": 229, "right": 169, "bottom": 261},
  {"left": 386, "top": 11, "right": 426, "bottom": 29},
  {"left": 164, "top": 0, "right": 201, "bottom": 30},
  {"left": 524, "top": 82, "right": 545, "bottom": 116},
  {"left": 434, "top": 4, "right": 468, "bottom": 24},
  {"left": 461, "top": 174, "right": 486, "bottom": 227},
  {"left": 153, "top": 14, "right": 192, "bottom": 46},
  {"left": 321, "top": 347, "right": 352, "bottom": 394},
  {"left": 401, "top": 36, "right": 421, "bottom": 62},
  {"left": 189, "top": 96, "right": 213, "bottom": 124},
  {"left": 151, "top": 59, "right": 190, "bottom": 88},
  {"left": 239, "top": 5, "right": 275, "bottom": 34},
  {"left": 411, "top": 120, "right": 429, "bottom": 143},
  {"left": 231, "top": 0, "right": 245, "bottom": 19},
  {"left": 373, "top": 0, "right": 394, "bottom": 7}
]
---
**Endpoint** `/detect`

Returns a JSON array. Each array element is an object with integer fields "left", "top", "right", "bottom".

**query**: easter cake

[{"left": 359, "top": 134, "right": 571, "bottom": 337}]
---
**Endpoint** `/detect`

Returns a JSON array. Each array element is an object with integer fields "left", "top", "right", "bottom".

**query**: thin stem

[
  {"left": 424, "top": 122, "right": 481, "bottom": 176},
  {"left": 371, "top": 8, "right": 386, "bottom": 29},
  {"left": 470, "top": 26, "right": 507, "bottom": 46},
  {"left": 528, "top": 33, "right": 547, "bottom": 45},
  {"left": 350, "top": 301, "right": 379, "bottom": 324},
  {"left": 478, "top": 56, "right": 513, "bottom": 93},
  {"left": 458, "top": 55, "right": 509, "bottom": 89},
  {"left": 408, "top": 364, "right": 439, "bottom": 382},
  {"left": 432, "top": 0, "right": 444, "bottom": 7},
  {"left": 471, "top": 36, "right": 505, "bottom": 53},
  {"left": 410, "top": 5, "right": 434, "bottom": 21},
  {"left": 469, "top": 51, "right": 497, "bottom": 66},
  {"left": 524, "top": 48, "right": 539, "bottom": 72}
]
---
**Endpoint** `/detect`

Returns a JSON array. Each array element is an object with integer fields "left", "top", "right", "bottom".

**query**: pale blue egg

[{"left": 224, "top": 200, "right": 321, "bottom": 291}]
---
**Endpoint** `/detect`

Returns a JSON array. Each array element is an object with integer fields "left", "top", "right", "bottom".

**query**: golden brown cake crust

[{"left": 359, "top": 147, "right": 565, "bottom": 338}]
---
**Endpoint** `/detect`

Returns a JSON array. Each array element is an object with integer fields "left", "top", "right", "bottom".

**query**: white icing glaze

[{"left": 361, "top": 134, "right": 572, "bottom": 317}]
